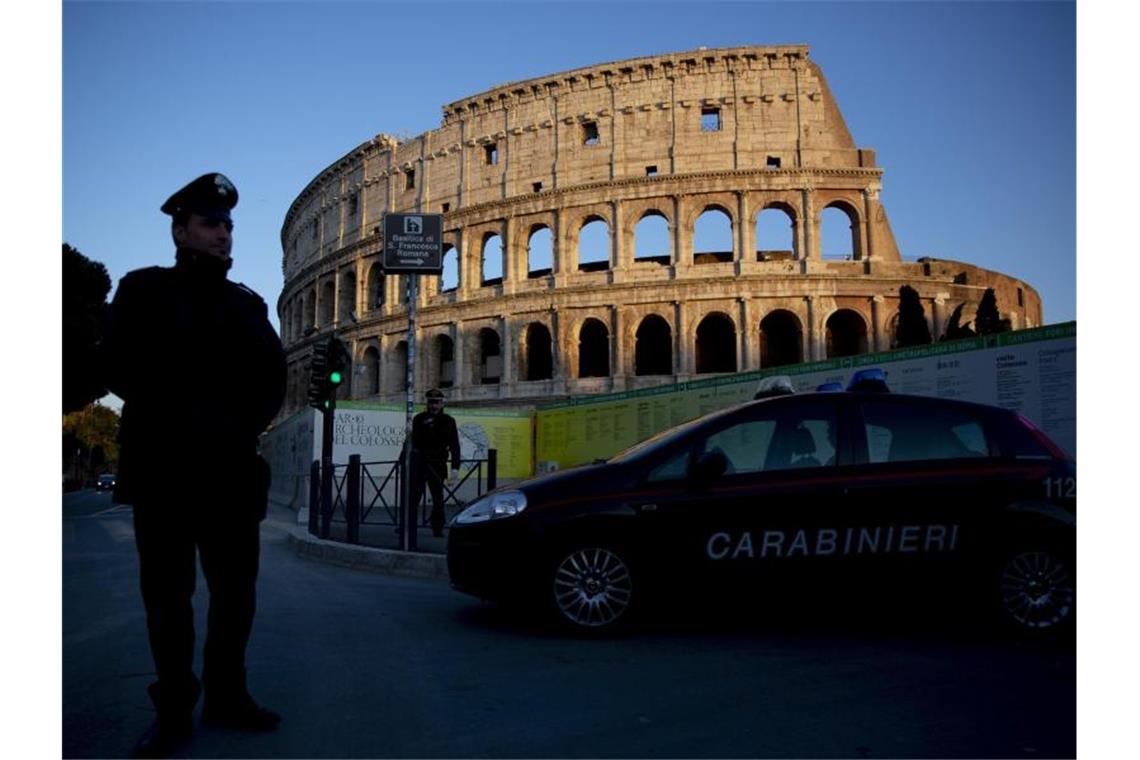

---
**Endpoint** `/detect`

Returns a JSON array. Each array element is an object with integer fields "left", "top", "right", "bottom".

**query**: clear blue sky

[{"left": 63, "top": 0, "right": 1075, "bottom": 328}]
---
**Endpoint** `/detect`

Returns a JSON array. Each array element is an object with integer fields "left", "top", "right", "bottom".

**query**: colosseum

[{"left": 277, "top": 45, "right": 1041, "bottom": 412}]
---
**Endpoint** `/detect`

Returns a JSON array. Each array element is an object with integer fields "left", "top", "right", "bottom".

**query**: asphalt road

[{"left": 63, "top": 491, "right": 1075, "bottom": 758}]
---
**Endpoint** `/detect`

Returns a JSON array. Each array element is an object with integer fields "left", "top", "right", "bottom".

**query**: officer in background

[
  {"left": 410, "top": 388, "right": 462, "bottom": 537},
  {"left": 103, "top": 173, "right": 286, "bottom": 757}
]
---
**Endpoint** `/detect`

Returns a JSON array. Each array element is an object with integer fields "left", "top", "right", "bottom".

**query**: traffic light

[{"left": 308, "top": 336, "right": 351, "bottom": 410}]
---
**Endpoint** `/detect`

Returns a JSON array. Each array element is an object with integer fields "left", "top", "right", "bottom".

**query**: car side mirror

[{"left": 690, "top": 450, "right": 728, "bottom": 487}]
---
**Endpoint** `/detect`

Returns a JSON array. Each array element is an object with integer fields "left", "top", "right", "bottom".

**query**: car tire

[
  {"left": 548, "top": 543, "right": 637, "bottom": 634},
  {"left": 993, "top": 542, "right": 1075, "bottom": 636}
]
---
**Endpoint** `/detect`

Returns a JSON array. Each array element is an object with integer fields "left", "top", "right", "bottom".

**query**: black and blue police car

[{"left": 446, "top": 370, "right": 1075, "bottom": 634}]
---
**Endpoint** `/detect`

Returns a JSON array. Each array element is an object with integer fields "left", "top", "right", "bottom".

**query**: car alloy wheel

[
  {"left": 999, "top": 549, "right": 1074, "bottom": 631},
  {"left": 552, "top": 547, "right": 633, "bottom": 629}
]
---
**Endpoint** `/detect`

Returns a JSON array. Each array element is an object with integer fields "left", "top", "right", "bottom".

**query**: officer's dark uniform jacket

[
  {"left": 104, "top": 248, "right": 286, "bottom": 517},
  {"left": 411, "top": 410, "right": 461, "bottom": 473}
]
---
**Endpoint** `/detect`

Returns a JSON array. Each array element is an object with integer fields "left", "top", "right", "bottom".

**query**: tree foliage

[
  {"left": 63, "top": 243, "right": 111, "bottom": 413},
  {"left": 974, "top": 288, "right": 1012, "bottom": 335},
  {"left": 894, "top": 285, "right": 932, "bottom": 348},
  {"left": 63, "top": 403, "right": 120, "bottom": 483},
  {"left": 941, "top": 303, "right": 977, "bottom": 341}
]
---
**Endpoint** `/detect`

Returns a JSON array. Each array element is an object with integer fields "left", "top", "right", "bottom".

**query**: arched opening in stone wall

[
  {"left": 578, "top": 218, "right": 611, "bottom": 272},
  {"left": 338, "top": 271, "right": 356, "bottom": 322},
  {"left": 388, "top": 341, "right": 409, "bottom": 392},
  {"left": 826, "top": 309, "right": 869, "bottom": 358},
  {"left": 320, "top": 280, "right": 335, "bottom": 325},
  {"left": 528, "top": 226, "right": 554, "bottom": 277},
  {"left": 367, "top": 264, "right": 384, "bottom": 311},
  {"left": 363, "top": 346, "right": 380, "bottom": 395},
  {"left": 695, "top": 312, "right": 737, "bottom": 373},
  {"left": 759, "top": 309, "right": 803, "bottom": 367},
  {"left": 821, "top": 203, "right": 859, "bottom": 260},
  {"left": 578, "top": 318, "right": 610, "bottom": 377},
  {"left": 635, "top": 315, "right": 673, "bottom": 376},
  {"left": 482, "top": 234, "right": 504, "bottom": 286},
  {"left": 756, "top": 205, "right": 796, "bottom": 261},
  {"left": 693, "top": 207, "right": 734, "bottom": 264},
  {"left": 478, "top": 328, "right": 501, "bottom": 384},
  {"left": 634, "top": 211, "right": 671, "bottom": 265},
  {"left": 521, "top": 322, "right": 553, "bottom": 381},
  {"left": 440, "top": 245, "right": 459, "bottom": 293},
  {"left": 435, "top": 335, "right": 455, "bottom": 389},
  {"left": 304, "top": 288, "right": 316, "bottom": 329}
]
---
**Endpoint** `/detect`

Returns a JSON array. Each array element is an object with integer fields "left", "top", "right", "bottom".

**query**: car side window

[
  {"left": 862, "top": 401, "right": 990, "bottom": 463},
  {"left": 704, "top": 405, "right": 837, "bottom": 475},
  {"left": 647, "top": 449, "right": 692, "bottom": 482}
]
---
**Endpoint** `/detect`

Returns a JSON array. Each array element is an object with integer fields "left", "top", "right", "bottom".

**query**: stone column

[
  {"left": 451, "top": 321, "right": 465, "bottom": 401},
  {"left": 805, "top": 295, "right": 818, "bottom": 360},
  {"left": 801, "top": 187, "right": 817, "bottom": 261},
  {"left": 553, "top": 208, "right": 570, "bottom": 277},
  {"left": 458, "top": 230, "right": 474, "bottom": 299},
  {"left": 611, "top": 305, "right": 626, "bottom": 391},
  {"left": 672, "top": 195, "right": 688, "bottom": 270},
  {"left": 551, "top": 306, "right": 567, "bottom": 395},
  {"left": 738, "top": 297, "right": 757, "bottom": 371},
  {"left": 674, "top": 300, "right": 689, "bottom": 377},
  {"left": 862, "top": 187, "right": 879, "bottom": 262},
  {"left": 736, "top": 191, "right": 750, "bottom": 270},
  {"left": 932, "top": 295, "right": 948, "bottom": 342},
  {"left": 499, "top": 314, "right": 513, "bottom": 395},
  {"left": 612, "top": 200, "right": 629, "bottom": 271},
  {"left": 871, "top": 295, "right": 886, "bottom": 352}
]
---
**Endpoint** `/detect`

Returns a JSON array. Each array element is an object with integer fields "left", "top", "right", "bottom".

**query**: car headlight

[{"left": 453, "top": 490, "right": 528, "bottom": 525}]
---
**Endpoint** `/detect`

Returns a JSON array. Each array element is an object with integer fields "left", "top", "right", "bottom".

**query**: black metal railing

[{"left": 308, "top": 450, "right": 497, "bottom": 553}]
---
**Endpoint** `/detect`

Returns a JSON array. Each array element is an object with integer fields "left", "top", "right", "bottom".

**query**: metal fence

[{"left": 308, "top": 450, "right": 497, "bottom": 553}]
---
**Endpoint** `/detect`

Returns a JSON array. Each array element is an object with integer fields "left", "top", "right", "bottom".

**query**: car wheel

[
  {"left": 550, "top": 545, "right": 635, "bottom": 632},
  {"left": 996, "top": 546, "right": 1075, "bottom": 634}
]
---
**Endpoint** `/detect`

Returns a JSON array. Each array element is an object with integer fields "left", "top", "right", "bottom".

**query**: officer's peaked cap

[
  {"left": 161, "top": 173, "right": 238, "bottom": 221},
  {"left": 425, "top": 388, "right": 445, "bottom": 400}
]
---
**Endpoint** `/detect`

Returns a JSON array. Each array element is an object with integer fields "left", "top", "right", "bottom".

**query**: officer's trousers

[
  {"left": 409, "top": 457, "right": 448, "bottom": 535},
  {"left": 132, "top": 499, "right": 261, "bottom": 716}
]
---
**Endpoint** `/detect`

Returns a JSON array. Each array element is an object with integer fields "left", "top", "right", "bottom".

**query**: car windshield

[{"left": 608, "top": 404, "right": 747, "bottom": 464}]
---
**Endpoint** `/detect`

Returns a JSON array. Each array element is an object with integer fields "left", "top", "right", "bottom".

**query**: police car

[{"left": 446, "top": 371, "right": 1075, "bottom": 635}]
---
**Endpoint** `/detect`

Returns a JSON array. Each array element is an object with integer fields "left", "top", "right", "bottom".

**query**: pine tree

[
  {"left": 941, "top": 303, "right": 976, "bottom": 341},
  {"left": 63, "top": 243, "right": 111, "bottom": 412},
  {"left": 895, "top": 285, "right": 932, "bottom": 347},
  {"left": 974, "top": 288, "right": 1011, "bottom": 335}
]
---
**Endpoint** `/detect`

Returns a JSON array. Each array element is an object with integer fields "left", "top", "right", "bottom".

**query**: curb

[{"left": 285, "top": 526, "right": 450, "bottom": 581}]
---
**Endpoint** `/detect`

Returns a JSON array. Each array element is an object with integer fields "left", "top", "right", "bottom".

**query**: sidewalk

[{"left": 265, "top": 502, "right": 449, "bottom": 581}]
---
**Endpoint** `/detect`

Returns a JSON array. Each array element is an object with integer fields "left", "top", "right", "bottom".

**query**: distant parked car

[{"left": 96, "top": 473, "right": 116, "bottom": 491}]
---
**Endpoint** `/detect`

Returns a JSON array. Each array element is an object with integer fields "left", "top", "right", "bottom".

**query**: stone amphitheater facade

[{"left": 277, "top": 45, "right": 1041, "bottom": 413}]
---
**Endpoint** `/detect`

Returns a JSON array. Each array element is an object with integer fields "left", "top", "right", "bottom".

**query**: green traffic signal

[{"left": 329, "top": 371, "right": 343, "bottom": 385}]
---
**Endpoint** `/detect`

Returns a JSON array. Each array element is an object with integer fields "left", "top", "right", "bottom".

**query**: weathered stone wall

[{"left": 276, "top": 46, "right": 1043, "bottom": 415}]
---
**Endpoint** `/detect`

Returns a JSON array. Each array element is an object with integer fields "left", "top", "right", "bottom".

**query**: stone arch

[
  {"left": 695, "top": 311, "right": 737, "bottom": 373},
  {"left": 820, "top": 201, "right": 861, "bottom": 260},
  {"left": 634, "top": 314, "right": 673, "bottom": 376},
  {"left": 693, "top": 205, "right": 735, "bottom": 264},
  {"left": 366, "top": 263, "right": 384, "bottom": 311},
  {"left": 481, "top": 233, "right": 504, "bottom": 286},
  {"left": 304, "top": 287, "right": 316, "bottom": 329},
  {"left": 430, "top": 333, "right": 456, "bottom": 388},
  {"left": 759, "top": 309, "right": 803, "bottom": 368},
  {"left": 440, "top": 245, "right": 459, "bottom": 293},
  {"left": 477, "top": 327, "right": 502, "bottom": 384},
  {"left": 362, "top": 346, "right": 380, "bottom": 395},
  {"left": 755, "top": 203, "right": 797, "bottom": 260},
  {"left": 634, "top": 210, "right": 671, "bottom": 264},
  {"left": 319, "top": 280, "right": 335, "bottom": 326},
  {"left": 520, "top": 321, "right": 553, "bottom": 381},
  {"left": 578, "top": 318, "right": 610, "bottom": 377},
  {"left": 338, "top": 270, "right": 356, "bottom": 322},
  {"left": 825, "top": 308, "right": 869, "bottom": 357},
  {"left": 527, "top": 225, "right": 554, "bottom": 277},
  {"left": 577, "top": 217, "right": 611, "bottom": 271}
]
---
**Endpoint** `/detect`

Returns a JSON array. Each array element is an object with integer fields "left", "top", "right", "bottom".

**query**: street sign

[{"left": 383, "top": 213, "right": 444, "bottom": 273}]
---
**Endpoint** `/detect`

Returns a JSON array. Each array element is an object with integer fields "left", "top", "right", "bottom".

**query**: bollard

[
  {"left": 308, "top": 460, "right": 320, "bottom": 536},
  {"left": 487, "top": 448, "right": 497, "bottom": 492},
  {"left": 346, "top": 455, "right": 361, "bottom": 544}
]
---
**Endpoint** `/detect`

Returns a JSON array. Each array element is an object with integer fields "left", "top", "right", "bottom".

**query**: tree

[
  {"left": 63, "top": 403, "right": 120, "bottom": 484},
  {"left": 894, "top": 285, "right": 932, "bottom": 347},
  {"left": 63, "top": 243, "right": 111, "bottom": 413},
  {"left": 975, "top": 288, "right": 1012, "bottom": 335},
  {"left": 941, "top": 303, "right": 977, "bottom": 341}
]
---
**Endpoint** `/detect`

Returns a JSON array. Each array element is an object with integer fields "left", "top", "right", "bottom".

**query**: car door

[{"left": 628, "top": 397, "right": 848, "bottom": 598}]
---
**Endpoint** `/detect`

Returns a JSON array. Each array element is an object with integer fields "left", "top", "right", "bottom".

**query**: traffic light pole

[
  {"left": 401, "top": 275, "right": 419, "bottom": 552},
  {"left": 319, "top": 400, "right": 334, "bottom": 538}
]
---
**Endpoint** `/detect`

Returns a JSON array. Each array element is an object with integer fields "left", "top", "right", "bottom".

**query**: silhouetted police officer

[
  {"left": 103, "top": 173, "right": 286, "bottom": 758},
  {"left": 409, "top": 388, "right": 461, "bottom": 536}
]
